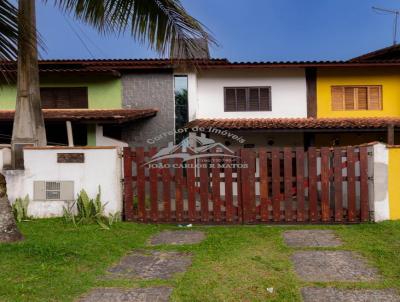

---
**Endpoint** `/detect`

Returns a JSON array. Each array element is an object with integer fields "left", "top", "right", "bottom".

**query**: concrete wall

[
  {"left": 372, "top": 142, "right": 400, "bottom": 222},
  {"left": 191, "top": 68, "right": 307, "bottom": 119},
  {"left": 1, "top": 147, "right": 123, "bottom": 218},
  {"left": 121, "top": 71, "right": 175, "bottom": 148}
]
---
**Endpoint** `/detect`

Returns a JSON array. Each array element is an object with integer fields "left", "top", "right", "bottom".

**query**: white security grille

[{"left": 46, "top": 182, "right": 61, "bottom": 200}]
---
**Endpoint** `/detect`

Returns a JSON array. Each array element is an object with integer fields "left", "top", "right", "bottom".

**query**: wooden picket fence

[{"left": 123, "top": 146, "right": 372, "bottom": 224}]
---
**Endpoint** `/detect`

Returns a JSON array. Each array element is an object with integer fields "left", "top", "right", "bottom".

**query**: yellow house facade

[{"left": 317, "top": 67, "right": 400, "bottom": 118}]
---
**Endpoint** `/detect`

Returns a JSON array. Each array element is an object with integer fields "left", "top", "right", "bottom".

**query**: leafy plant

[
  {"left": 106, "top": 212, "right": 122, "bottom": 227},
  {"left": 62, "top": 202, "right": 76, "bottom": 226},
  {"left": 12, "top": 195, "right": 31, "bottom": 222},
  {"left": 63, "top": 187, "right": 120, "bottom": 230}
]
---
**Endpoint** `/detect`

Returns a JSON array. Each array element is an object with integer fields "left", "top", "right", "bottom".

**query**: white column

[{"left": 372, "top": 143, "right": 390, "bottom": 222}]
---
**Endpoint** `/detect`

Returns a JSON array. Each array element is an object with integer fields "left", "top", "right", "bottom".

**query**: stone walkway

[
  {"left": 78, "top": 230, "right": 206, "bottom": 302},
  {"left": 284, "top": 230, "right": 400, "bottom": 302}
]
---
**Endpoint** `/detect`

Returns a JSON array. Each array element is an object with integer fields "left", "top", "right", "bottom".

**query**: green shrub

[
  {"left": 12, "top": 195, "right": 31, "bottom": 222},
  {"left": 63, "top": 187, "right": 120, "bottom": 229}
]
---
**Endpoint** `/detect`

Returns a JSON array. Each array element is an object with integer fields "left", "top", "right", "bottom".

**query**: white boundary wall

[
  {"left": 372, "top": 143, "right": 390, "bottom": 222},
  {"left": 1, "top": 147, "right": 123, "bottom": 218}
]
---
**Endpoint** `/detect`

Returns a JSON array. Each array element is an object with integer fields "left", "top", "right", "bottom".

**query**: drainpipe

[{"left": 66, "top": 121, "right": 74, "bottom": 147}]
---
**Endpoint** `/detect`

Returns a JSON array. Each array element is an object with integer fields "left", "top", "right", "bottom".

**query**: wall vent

[{"left": 33, "top": 181, "right": 74, "bottom": 201}]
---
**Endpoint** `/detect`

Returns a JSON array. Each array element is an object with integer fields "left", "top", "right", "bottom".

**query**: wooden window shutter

[
  {"left": 331, "top": 87, "right": 344, "bottom": 110},
  {"left": 259, "top": 88, "right": 271, "bottom": 111},
  {"left": 225, "top": 88, "right": 236, "bottom": 111},
  {"left": 236, "top": 88, "right": 247, "bottom": 111},
  {"left": 368, "top": 86, "right": 382, "bottom": 110},
  {"left": 40, "top": 87, "right": 88, "bottom": 109},
  {"left": 248, "top": 88, "right": 260, "bottom": 111},
  {"left": 224, "top": 86, "right": 271, "bottom": 112},
  {"left": 344, "top": 87, "right": 355, "bottom": 110},
  {"left": 357, "top": 87, "right": 368, "bottom": 110}
]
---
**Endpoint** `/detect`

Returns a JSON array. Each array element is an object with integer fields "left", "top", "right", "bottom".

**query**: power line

[
  {"left": 74, "top": 22, "right": 110, "bottom": 58},
  {"left": 63, "top": 16, "right": 96, "bottom": 58}
]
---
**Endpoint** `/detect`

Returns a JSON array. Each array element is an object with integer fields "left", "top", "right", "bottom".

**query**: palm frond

[
  {"left": 51, "top": 0, "right": 216, "bottom": 59},
  {"left": 0, "top": 0, "right": 18, "bottom": 82}
]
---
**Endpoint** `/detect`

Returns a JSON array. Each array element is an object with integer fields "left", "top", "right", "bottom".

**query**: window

[
  {"left": 224, "top": 87, "right": 271, "bottom": 112},
  {"left": 331, "top": 86, "right": 382, "bottom": 111},
  {"left": 40, "top": 87, "right": 88, "bottom": 109},
  {"left": 33, "top": 181, "right": 74, "bottom": 201},
  {"left": 174, "top": 75, "right": 188, "bottom": 143}
]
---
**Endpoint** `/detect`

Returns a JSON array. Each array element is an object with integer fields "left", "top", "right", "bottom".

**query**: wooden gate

[{"left": 123, "top": 146, "right": 372, "bottom": 224}]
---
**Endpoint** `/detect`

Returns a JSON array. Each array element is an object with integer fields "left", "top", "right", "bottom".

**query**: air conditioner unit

[{"left": 33, "top": 181, "right": 74, "bottom": 201}]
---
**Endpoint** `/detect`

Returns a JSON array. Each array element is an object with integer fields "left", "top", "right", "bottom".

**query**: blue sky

[{"left": 36, "top": 0, "right": 400, "bottom": 61}]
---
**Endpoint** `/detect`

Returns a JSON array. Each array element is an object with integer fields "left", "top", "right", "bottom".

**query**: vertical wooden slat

[
  {"left": 296, "top": 147, "right": 305, "bottom": 222},
  {"left": 149, "top": 147, "right": 158, "bottom": 222},
  {"left": 162, "top": 158, "right": 171, "bottom": 222},
  {"left": 200, "top": 157, "right": 209, "bottom": 222},
  {"left": 272, "top": 148, "right": 281, "bottom": 222},
  {"left": 308, "top": 147, "right": 318, "bottom": 222},
  {"left": 259, "top": 148, "right": 269, "bottom": 222},
  {"left": 236, "top": 149, "right": 243, "bottom": 223},
  {"left": 224, "top": 154, "right": 234, "bottom": 223},
  {"left": 136, "top": 147, "right": 146, "bottom": 222},
  {"left": 241, "top": 149, "right": 250, "bottom": 223},
  {"left": 320, "top": 147, "right": 330, "bottom": 222},
  {"left": 123, "top": 147, "right": 134, "bottom": 221},
  {"left": 212, "top": 150, "right": 221, "bottom": 222},
  {"left": 248, "top": 149, "right": 256, "bottom": 222},
  {"left": 360, "top": 147, "right": 369, "bottom": 222},
  {"left": 187, "top": 158, "right": 196, "bottom": 222},
  {"left": 284, "top": 147, "right": 293, "bottom": 222},
  {"left": 175, "top": 158, "right": 184, "bottom": 222},
  {"left": 334, "top": 148, "right": 343, "bottom": 222},
  {"left": 347, "top": 146, "right": 356, "bottom": 222}
]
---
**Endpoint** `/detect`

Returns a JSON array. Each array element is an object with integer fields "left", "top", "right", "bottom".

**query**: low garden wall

[
  {"left": 1, "top": 146, "right": 123, "bottom": 218},
  {"left": 0, "top": 142, "right": 400, "bottom": 222}
]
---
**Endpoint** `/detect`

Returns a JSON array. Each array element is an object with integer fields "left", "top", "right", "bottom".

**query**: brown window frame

[
  {"left": 331, "top": 85, "right": 382, "bottom": 111},
  {"left": 224, "top": 86, "right": 272, "bottom": 112}
]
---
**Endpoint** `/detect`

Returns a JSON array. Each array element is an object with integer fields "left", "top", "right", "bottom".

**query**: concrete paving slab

[
  {"left": 283, "top": 230, "right": 342, "bottom": 247},
  {"left": 149, "top": 231, "right": 205, "bottom": 246},
  {"left": 106, "top": 250, "right": 192, "bottom": 280},
  {"left": 292, "top": 251, "right": 378, "bottom": 282},
  {"left": 301, "top": 287, "right": 400, "bottom": 302},
  {"left": 77, "top": 287, "right": 173, "bottom": 302}
]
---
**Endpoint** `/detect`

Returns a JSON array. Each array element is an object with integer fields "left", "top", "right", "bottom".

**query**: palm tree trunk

[
  {"left": 11, "top": 0, "right": 46, "bottom": 169},
  {"left": 0, "top": 173, "right": 23, "bottom": 242}
]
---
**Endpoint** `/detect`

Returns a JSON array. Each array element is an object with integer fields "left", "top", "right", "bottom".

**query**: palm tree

[{"left": 0, "top": 0, "right": 215, "bottom": 242}]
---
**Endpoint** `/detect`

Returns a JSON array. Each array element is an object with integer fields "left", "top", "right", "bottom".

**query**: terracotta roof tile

[
  {"left": 187, "top": 118, "right": 400, "bottom": 130},
  {"left": 0, "top": 109, "right": 157, "bottom": 123}
]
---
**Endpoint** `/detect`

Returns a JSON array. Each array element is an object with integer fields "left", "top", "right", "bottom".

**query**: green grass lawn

[{"left": 0, "top": 220, "right": 399, "bottom": 302}]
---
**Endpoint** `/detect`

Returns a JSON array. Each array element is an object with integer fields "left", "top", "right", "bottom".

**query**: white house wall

[
  {"left": 192, "top": 68, "right": 307, "bottom": 119},
  {"left": 2, "top": 147, "right": 123, "bottom": 218}
]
